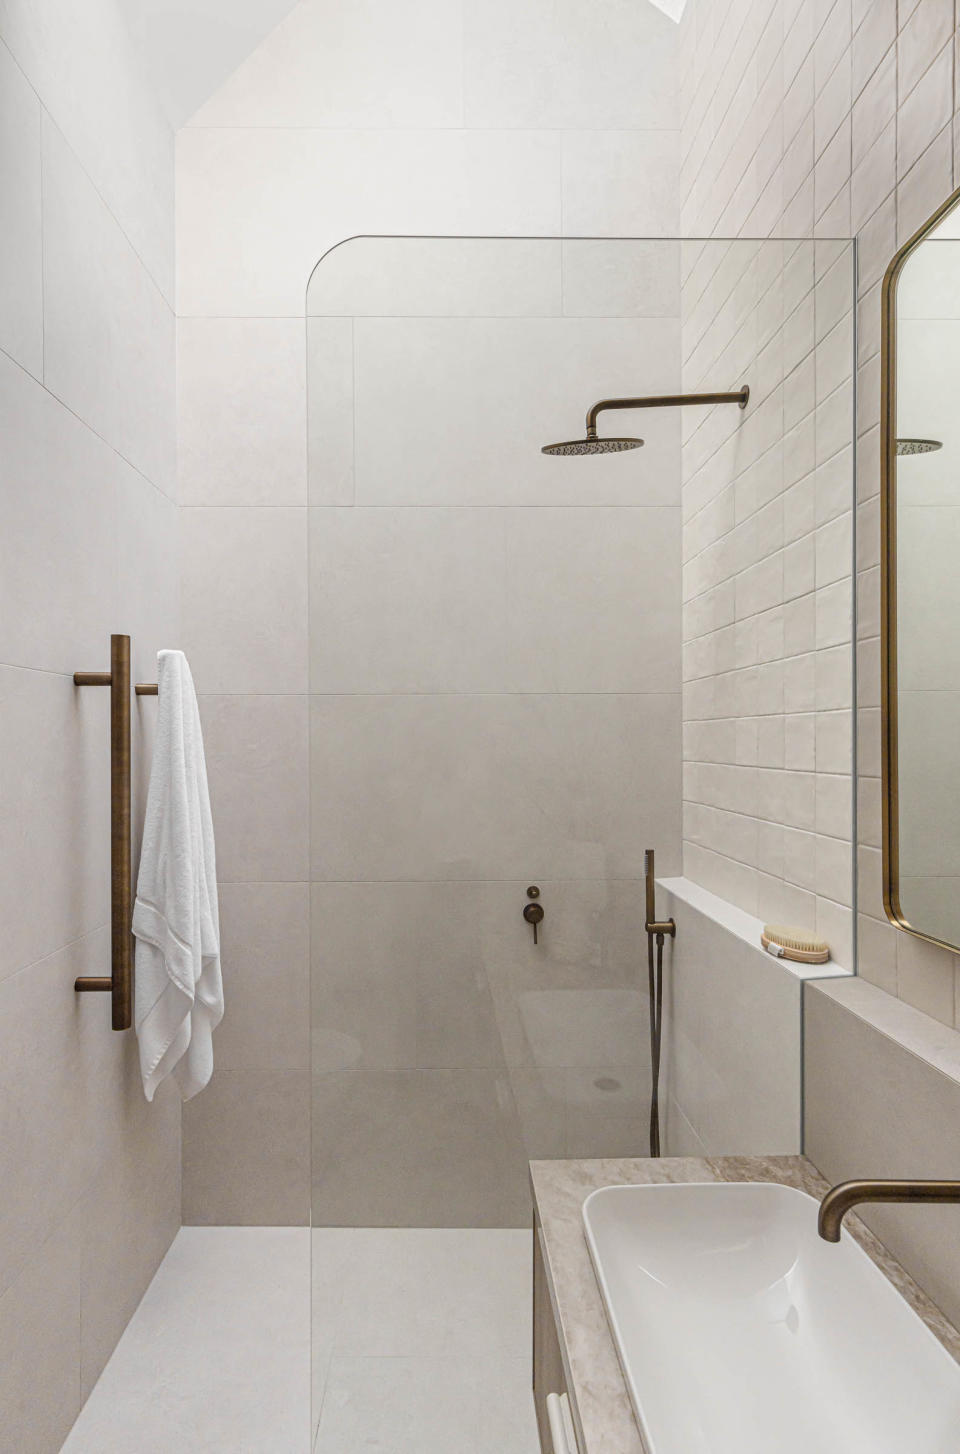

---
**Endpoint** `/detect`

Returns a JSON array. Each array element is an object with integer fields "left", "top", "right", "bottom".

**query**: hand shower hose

[
  {"left": 643, "top": 848, "right": 675, "bottom": 1159},
  {"left": 647, "top": 928, "right": 665, "bottom": 1158}
]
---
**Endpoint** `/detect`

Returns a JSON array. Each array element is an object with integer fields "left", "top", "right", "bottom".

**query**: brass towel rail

[{"left": 74, "top": 635, "right": 158, "bottom": 1031}]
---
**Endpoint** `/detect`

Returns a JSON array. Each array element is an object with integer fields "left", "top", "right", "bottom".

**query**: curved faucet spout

[{"left": 818, "top": 1178, "right": 960, "bottom": 1242}]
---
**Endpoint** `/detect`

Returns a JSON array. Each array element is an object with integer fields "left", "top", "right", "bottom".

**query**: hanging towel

[{"left": 133, "top": 650, "right": 223, "bottom": 1101}]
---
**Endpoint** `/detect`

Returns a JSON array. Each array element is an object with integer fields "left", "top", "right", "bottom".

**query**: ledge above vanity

[{"left": 530, "top": 1155, "right": 960, "bottom": 1454}]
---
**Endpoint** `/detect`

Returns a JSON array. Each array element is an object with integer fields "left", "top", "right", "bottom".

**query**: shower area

[
  {"left": 306, "top": 234, "right": 687, "bottom": 1224},
  {"left": 11, "top": 226, "right": 856, "bottom": 1454}
]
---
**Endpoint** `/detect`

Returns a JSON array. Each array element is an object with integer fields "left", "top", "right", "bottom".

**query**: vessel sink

[{"left": 582, "top": 1181, "right": 960, "bottom": 1454}]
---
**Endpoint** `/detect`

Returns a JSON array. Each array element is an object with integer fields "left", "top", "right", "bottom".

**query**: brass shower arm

[{"left": 584, "top": 386, "right": 749, "bottom": 440}]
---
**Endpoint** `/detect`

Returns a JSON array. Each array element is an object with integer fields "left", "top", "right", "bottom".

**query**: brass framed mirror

[{"left": 882, "top": 183, "right": 960, "bottom": 953}]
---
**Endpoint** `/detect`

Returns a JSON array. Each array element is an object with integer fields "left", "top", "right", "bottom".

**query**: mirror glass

[{"left": 888, "top": 196, "right": 960, "bottom": 949}]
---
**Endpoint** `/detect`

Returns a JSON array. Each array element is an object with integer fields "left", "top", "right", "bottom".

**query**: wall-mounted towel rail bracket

[
  {"left": 74, "top": 641, "right": 159, "bottom": 1029},
  {"left": 74, "top": 635, "right": 134, "bottom": 1030}
]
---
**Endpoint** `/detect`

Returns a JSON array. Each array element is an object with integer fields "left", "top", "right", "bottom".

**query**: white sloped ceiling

[{"left": 116, "top": 0, "right": 302, "bottom": 127}]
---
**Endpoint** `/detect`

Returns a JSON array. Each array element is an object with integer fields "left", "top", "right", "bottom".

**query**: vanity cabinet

[{"left": 533, "top": 1213, "right": 582, "bottom": 1454}]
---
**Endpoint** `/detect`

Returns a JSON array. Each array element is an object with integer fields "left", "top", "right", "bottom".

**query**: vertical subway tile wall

[
  {"left": 677, "top": 0, "right": 960, "bottom": 1022},
  {"left": 679, "top": 236, "right": 856, "bottom": 963}
]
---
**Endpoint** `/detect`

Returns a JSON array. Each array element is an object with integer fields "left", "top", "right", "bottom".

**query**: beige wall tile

[
  {"left": 0, "top": 1218, "right": 81, "bottom": 1454},
  {"left": 178, "top": 319, "right": 307, "bottom": 507},
  {"left": 805, "top": 979, "right": 960, "bottom": 1329},
  {"left": 181, "top": 507, "right": 308, "bottom": 695},
  {"left": 896, "top": 931, "right": 957, "bottom": 1025},
  {"left": 75, "top": 1105, "right": 180, "bottom": 1398},
  {"left": 311, "top": 693, "right": 681, "bottom": 883},
  {"left": 42, "top": 117, "right": 175, "bottom": 495},
  {"left": 311, "top": 1070, "right": 529, "bottom": 1227},
  {"left": 182, "top": 1070, "right": 310, "bottom": 1226},
  {"left": 216, "top": 883, "right": 310, "bottom": 1073},
  {"left": 200, "top": 694, "right": 309, "bottom": 882},
  {"left": 0, "top": 669, "right": 109, "bottom": 984}
]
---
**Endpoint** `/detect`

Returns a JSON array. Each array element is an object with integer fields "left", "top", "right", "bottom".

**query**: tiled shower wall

[
  {"left": 677, "top": 0, "right": 960, "bottom": 1020},
  {"left": 305, "top": 237, "right": 681, "bottom": 1225},
  {"left": 0, "top": 4, "right": 179, "bottom": 1448},
  {"left": 680, "top": 233, "right": 856, "bottom": 963},
  {"left": 175, "top": 0, "right": 683, "bottom": 1225}
]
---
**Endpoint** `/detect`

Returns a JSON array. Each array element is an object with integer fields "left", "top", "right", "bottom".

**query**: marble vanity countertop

[{"left": 530, "top": 1154, "right": 960, "bottom": 1454}]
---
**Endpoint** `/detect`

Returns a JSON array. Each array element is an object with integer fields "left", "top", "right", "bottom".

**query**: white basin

[{"left": 582, "top": 1181, "right": 960, "bottom": 1454}]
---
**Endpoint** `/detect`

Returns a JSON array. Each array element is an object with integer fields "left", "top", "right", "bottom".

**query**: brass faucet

[{"left": 818, "top": 1179, "right": 960, "bottom": 1241}]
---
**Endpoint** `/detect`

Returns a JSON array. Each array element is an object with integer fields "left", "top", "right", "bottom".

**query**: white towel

[{"left": 133, "top": 650, "right": 223, "bottom": 1101}]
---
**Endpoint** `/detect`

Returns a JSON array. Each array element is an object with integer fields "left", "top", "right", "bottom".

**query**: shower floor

[{"left": 60, "top": 1226, "right": 539, "bottom": 1453}]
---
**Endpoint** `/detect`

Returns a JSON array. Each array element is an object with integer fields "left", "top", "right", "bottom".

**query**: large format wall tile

[
  {"left": 307, "top": 317, "right": 355, "bottom": 506},
  {"left": 0, "top": 933, "right": 113, "bottom": 1295},
  {"left": 199, "top": 694, "right": 309, "bottom": 882},
  {"left": 74, "top": 1098, "right": 179, "bottom": 1399},
  {"left": 176, "top": 128, "right": 563, "bottom": 317},
  {"left": 307, "top": 236, "right": 563, "bottom": 319},
  {"left": 0, "top": 1215, "right": 81, "bottom": 1454},
  {"left": 311, "top": 1070, "right": 530, "bottom": 1226},
  {"left": 310, "top": 882, "right": 504, "bottom": 1074},
  {"left": 0, "top": 1, "right": 179, "bottom": 1437},
  {"left": 181, "top": 507, "right": 308, "bottom": 694},
  {"left": 178, "top": 318, "right": 307, "bottom": 507},
  {"left": 309, "top": 506, "right": 680, "bottom": 694},
  {"left": 310, "top": 692, "right": 681, "bottom": 882},
  {"left": 352, "top": 316, "right": 681, "bottom": 507},
  {"left": 661, "top": 880, "right": 806, "bottom": 1157},
  {"left": 805, "top": 979, "right": 960, "bottom": 1330},
  {"left": 562, "top": 131, "right": 681, "bottom": 236},
  {"left": 464, "top": 0, "right": 678, "bottom": 131},
  {"left": 0, "top": 38, "right": 42, "bottom": 377},
  {"left": 0, "top": 928, "right": 179, "bottom": 1304},
  {"left": 182, "top": 1070, "right": 310, "bottom": 1226},
  {"left": 216, "top": 883, "right": 310, "bottom": 1073},
  {"left": 0, "top": 0, "right": 174, "bottom": 302},
  {"left": 191, "top": 0, "right": 463, "bottom": 129},
  {"left": 0, "top": 670, "right": 108, "bottom": 983},
  {"left": 42, "top": 117, "right": 175, "bottom": 494},
  {"left": 560, "top": 239, "right": 681, "bottom": 318},
  {"left": 0, "top": 353, "right": 117, "bottom": 677}
]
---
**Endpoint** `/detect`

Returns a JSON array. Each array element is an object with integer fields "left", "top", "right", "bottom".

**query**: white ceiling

[{"left": 116, "top": 0, "right": 302, "bottom": 127}]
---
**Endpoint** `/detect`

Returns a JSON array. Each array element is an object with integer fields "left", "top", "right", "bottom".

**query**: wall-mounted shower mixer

[{"left": 523, "top": 885, "right": 544, "bottom": 944}]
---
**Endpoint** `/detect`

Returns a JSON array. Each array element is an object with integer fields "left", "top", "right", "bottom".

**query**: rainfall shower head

[
  {"left": 541, "top": 435, "right": 644, "bottom": 456},
  {"left": 542, "top": 386, "right": 749, "bottom": 458},
  {"left": 896, "top": 438, "right": 942, "bottom": 455}
]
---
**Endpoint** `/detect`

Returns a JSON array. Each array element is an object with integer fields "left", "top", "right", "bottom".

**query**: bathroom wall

[
  {"left": 677, "top": 0, "right": 960, "bottom": 1022},
  {"left": 805, "top": 974, "right": 960, "bottom": 1330},
  {"left": 175, "top": 0, "right": 684, "bottom": 1224},
  {"left": 0, "top": 4, "right": 179, "bottom": 1450},
  {"left": 679, "top": 233, "right": 855, "bottom": 965}
]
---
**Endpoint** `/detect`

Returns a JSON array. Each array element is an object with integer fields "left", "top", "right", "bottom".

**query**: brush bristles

[{"left": 761, "top": 924, "right": 830, "bottom": 964}]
